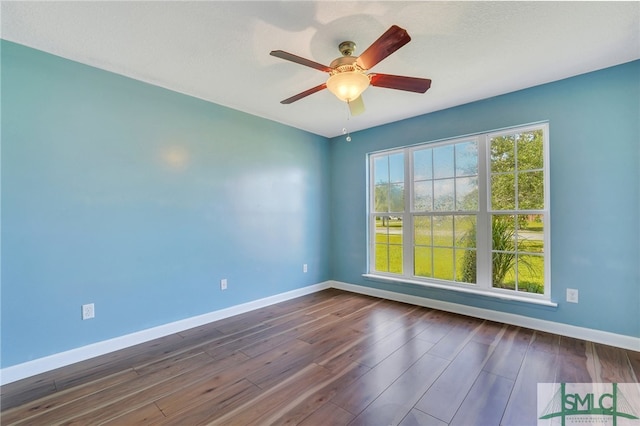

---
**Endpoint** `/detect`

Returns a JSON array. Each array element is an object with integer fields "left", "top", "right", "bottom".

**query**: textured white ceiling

[{"left": 2, "top": 1, "right": 639, "bottom": 137}]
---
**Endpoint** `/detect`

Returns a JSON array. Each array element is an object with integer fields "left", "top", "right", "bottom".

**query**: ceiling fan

[{"left": 270, "top": 25, "right": 431, "bottom": 116}]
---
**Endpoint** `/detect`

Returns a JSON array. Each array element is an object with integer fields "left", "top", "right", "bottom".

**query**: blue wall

[
  {"left": 329, "top": 60, "right": 640, "bottom": 338},
  {"left": 1, "top": 41, "right": 331, "bottom": 367},
  {"left": 2, "top": 40, "right": 638, "bottom": 369}
]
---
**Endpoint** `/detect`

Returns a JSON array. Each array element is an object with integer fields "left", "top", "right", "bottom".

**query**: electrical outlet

[
  {"left": 220, "top": 279, "right": 227, "bottom": 290},
  {"left": 566, "top": 288, "right": 579, "bottom": 304},
  {"left": 303, "top": 264, "right": 308, "bottom": 273},
  {"left": 82, "top": 303, "right": 95, "bottom": 320}
]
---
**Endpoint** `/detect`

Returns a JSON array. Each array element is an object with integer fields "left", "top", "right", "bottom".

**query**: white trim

[
  {"left": 362, "top": 273, "right": 558, "bottom": 307},
  {"left": 330, "top": 280, "right": 640, "bottom": 352},
  {"left": 3, "top": 279, "right": 638, "bottom": 386},
  {"left": 0, "top": 282, "right": 331, "bottom": 386}
]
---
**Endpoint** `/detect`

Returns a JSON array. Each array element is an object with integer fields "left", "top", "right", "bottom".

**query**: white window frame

[{"left": 365, "top": 123, "right": 553, "bottom": 306}]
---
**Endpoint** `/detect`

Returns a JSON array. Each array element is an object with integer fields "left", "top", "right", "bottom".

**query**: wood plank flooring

[{"left": 1, "top": 289, "right": 638, "bottom": 425}]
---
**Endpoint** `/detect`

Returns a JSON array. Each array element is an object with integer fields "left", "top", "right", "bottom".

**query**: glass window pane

[
  {"left": 516, "top": 131, "right": 543, "bottom": 170},
  {"left": 414, "top": 216, "right": 432, "bottom": 245},
  {"left": 517, "top": 214, "right": 544, "bottom": 253},
  {"left": 434, "top": 178, "right": 455, "bottom": 211},
  {"left": 375, "top": 244, "right": 389, "bottom": 272},
  {"left": 491, "top": 136, "right": 515, "bottom": 173},
  {"left": 375, "top": 214, "right": 402, "bottom": 275},
  {"left": 389, "top": 245, "right": 403, "bottom": 274},
  {"left": 388, "top": 217, "right": 403, "bottom": 245},
  {"left": 414, "top": 246, "right": 432, "bottom": 277},
  {"left": 413, "top": 181, "right": 432, "bottom": 211},
  {"left": 518, "top": 171, "right": 544, "bottom": 209},
  {"left": 389, "top": 153, "right": 404, "bottom": 183},
  {"left": 433, "top": 145, "right": 455, "bottom": 179},
  {"left": 455, "top": 215, "right": 476, "bottom": 248},
  {"left": 375, "top": 216, "right": 389, "bottom": 243},
  {"left": 456, "top": 176, "right": 478, "bottom": 211},
  {"left": 433, "top": 215, "right": 454, "bottom": 247},
  {"left": 491, "top": 173, "right": 515, "bottom": 210},
  {"left": 389, "top": 183, "right": 405, "bottom": 212},
  {"left": 433, "top": 248, "right": 454, "bottom": 280},
  {"left": 517, "top": 254, "right": 544, "bottom": 294},
  {"left": 492, "top": 252, "right": 516, "bottom": 290},
  {"left": 455, "top": 141, "right": 478, "bottom": 176},
  {"left": 414, "top": 149, "right": 432, "bottom": 180},
  {"left": 374, "top": 156, "right": 389, "bottom": 184},
  {"left": 374, "top": 184, "right": 389, "bottom": 212},
  {"left": 492, "top": 215, "right": 516, "bottom": 251},
  {"left": 456, "top": 249, "right": 476, "bottom": 284}
]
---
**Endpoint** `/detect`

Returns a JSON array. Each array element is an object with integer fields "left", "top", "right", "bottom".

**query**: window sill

[{"left": 362, "top": 274, "right": 558, "bottom": 308}]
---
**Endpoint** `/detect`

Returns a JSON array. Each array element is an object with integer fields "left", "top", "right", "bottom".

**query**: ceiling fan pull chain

[
  {"left": 342, "top": 126, "right": 352, "bottom": 143},
  {"left": 342, "top": 102, "right": 352, "bottom": 142}
]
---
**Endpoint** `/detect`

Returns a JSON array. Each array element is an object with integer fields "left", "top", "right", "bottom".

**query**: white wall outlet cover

[{"left": 82, "top": 303, "right": 95, "bottom": 320}]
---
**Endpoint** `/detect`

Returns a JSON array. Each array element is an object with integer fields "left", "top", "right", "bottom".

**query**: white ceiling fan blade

[{"left": 348, "top": 95, "right": 365, "bottom": 116}]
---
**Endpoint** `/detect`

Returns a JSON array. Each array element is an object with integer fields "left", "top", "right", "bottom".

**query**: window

[{"left": 368, "top": 123, "right": 550, "bottom": 301}]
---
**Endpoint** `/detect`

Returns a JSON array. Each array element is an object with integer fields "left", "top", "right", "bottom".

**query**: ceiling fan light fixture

[{"left": 326, "top": 71, "right": 370, "bottom": 102}]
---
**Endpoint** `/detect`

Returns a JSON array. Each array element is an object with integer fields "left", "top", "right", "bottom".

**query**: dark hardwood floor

[{"left": 1, "top": 289, "right": 638, "bottom": 425}]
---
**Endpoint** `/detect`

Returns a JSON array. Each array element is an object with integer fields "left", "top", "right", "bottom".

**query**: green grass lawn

[{"left": 375, "top": 223, "right": 544, "bottom": 293}]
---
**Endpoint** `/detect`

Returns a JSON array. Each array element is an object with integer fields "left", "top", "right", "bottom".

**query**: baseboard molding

[
  {"left": 330, "top": 280, "right": 640, "bottom": 352},
  {"left": 0, "top": 281, "right": 331, "bottom": 386},
  {"left": 3, "top": 279, "right": 637, "bottom": 386}
]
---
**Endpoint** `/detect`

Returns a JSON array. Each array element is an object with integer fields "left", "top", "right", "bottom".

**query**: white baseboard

[
  {"left": 0, "top": 282, "right": 331, "bottom": 386},
  {"left": 329, "top": 280, "right": 640, "bottom": 352},
  {"left": 3, "top": 279, "right": 637, "bottom": 386}
]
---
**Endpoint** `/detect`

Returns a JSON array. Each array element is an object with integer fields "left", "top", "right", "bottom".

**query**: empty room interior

[{"left": 1, "top": 2, "right": 639, "bottom": 425}]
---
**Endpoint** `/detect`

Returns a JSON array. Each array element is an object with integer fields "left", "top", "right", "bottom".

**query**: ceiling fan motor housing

[{"left": 329, "top": 56, "right": 366, "bottom": 74}]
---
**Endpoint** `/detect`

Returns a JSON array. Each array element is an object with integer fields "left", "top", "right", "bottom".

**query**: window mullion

[
  {"left": 403, "top": 148, "right": 413, "bottom": 278},
  {"left": 476, "top": 135, "right": 491, "bottom": 289}
]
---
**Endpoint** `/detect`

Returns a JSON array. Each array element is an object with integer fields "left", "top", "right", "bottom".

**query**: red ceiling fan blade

[
  {"left": 280, "top": 83, "right": 328, "bottom": 104},
  {"left": 270, "top": 50, "right": 332, "bottom": 73},
  {"left": 370, "top": 73, "right": 432, "bottom": 93},
  {"left": 356, "top": 25, "right": 412, "bottom": 70}
]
